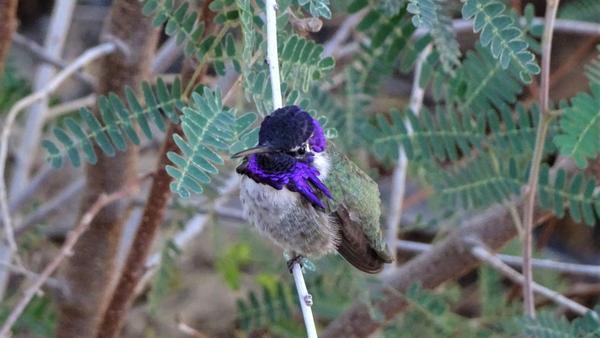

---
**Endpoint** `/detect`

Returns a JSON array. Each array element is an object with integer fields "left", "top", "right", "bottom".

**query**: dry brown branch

[
  {"left": 95, "top": 3, "right": 215, "bottom": 337},
  {"left": 322, "top": 203, "right": 553, "bottom": 338},
  {"left": 0, "top": 181, "right": 140, "bottom": 337},
  {"left": 469, "top": 241, "right": 596, "bottom": 318},
  {"left": 55, "top": 1, "right": 159, "bottom": 336},
  {"left": 0, "top": 0, "right": 18, "bottom": 75}
]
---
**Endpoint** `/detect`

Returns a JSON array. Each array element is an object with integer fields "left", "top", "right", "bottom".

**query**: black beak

[{"left": 231, "top": 145, "right": 275, "bottom": 159}]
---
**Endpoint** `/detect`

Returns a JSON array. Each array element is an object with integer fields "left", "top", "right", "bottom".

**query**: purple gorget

[{"left": 243, "top": 117, "right": 333, "bottom": 209}]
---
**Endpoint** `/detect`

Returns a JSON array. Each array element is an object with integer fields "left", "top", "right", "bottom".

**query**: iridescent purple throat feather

[{"left": 243, "top": 117, "right": 332, "bottom": 208}]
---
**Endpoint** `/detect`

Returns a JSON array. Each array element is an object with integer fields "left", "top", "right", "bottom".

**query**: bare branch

[
  {"left": 151, "top": 37, "right": 183, "bottom": 75},
  {"left": 12, "top": 33, "right": 97, "bottom": 87},
  {"left": 265, "top": 1, "right": 316, "bottom": 337},
  {"left": 469, "top": 240, "right": 597, "bottom": 319},
  {"left": 0, "top": 41, "right": 117, "bottom": 266},
  {"left": 521, "top": 0, "right": 560, "bottom": 318},
  {"left": 0, "top": 181, "right": 139, "bottom": 337},
  {"left": 14, "top": 178, "right": 85, "bottom": 238},
  {"left": 135, "top": 174, "right": 239, "bottom": 296},
  {"left": 0, "top": 0, "right": 18, "bottom": 75},
  {"left": 46, "top": 94, "right": 97, "bottom": 120},
  {"left": 321, "top": 203, "right": 554, "bottom": 337},
  {"left": 385, "top": 45, "right": 431, "bottom": 267},
  {"left": 10, "top": 0, "right": 77, "bottom": 196},
  {"left": 323, "top": 9, "right": 367, "bottom": 58},
  {"left": 396, "top": 239, "right": 600, "bottom": 278}
]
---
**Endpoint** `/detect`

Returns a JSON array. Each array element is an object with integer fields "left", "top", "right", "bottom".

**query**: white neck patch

[{"left": 313, "top": 152, "right": 330, "bottom": 180}]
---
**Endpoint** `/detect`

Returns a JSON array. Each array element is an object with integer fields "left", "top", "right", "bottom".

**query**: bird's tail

[{"left": 337, "top": 229, "right": 393, "bottom": 274}]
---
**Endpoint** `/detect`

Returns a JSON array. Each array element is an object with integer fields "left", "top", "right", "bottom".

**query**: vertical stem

[
  {"left": 0, "top": 0, "right": 18, "bottom": 76},
  {"left": 292, "top": 263, "right": 318, "bottom": 338},
  {"left": 265, "top": 0, "right": 283, "bottom": 109},
  {"left": 264, "top": 0, "right": 317, "bottom": 337},
  {"left": 10, "top": 0, "right": 77, "bottom": 196},
  {"left": 55, "top": 1, "right": 159, "bottom": 336},
  {"left": 0, "top": 0, "right": 21, "bottom": 302},
  {"left": 521, "top": 0, "right": 560, "bottom": 318},
  {"left": 385, "top": 45, "right": 431, "bottom": 267}
]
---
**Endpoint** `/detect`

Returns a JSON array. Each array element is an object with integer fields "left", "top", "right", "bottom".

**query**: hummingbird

[{"left": 232, "top": 105, "right": 392, "bottom": 273}]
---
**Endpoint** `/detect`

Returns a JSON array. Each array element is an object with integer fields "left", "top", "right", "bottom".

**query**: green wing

[{"left": 323, "top": 143, "right": 392, "bottom": 272}]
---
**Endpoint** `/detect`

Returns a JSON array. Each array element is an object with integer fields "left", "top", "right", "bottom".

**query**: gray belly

[{"left": 240, "top": 177, "right": 339, "bottom": 257}]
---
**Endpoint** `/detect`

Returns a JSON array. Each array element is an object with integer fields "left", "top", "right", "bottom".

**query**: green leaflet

[
  {"left": 462, "top": 0, "right": 540, "bottom": 83},
  {"left": 367, "top": 105, "right": 540, "bottom": 163},
  {"left": 167, "top": 87, "right": 256, "bottom": 198},
  {"left": 43, "top": 78, "right": 183, "bottom": 168},
  {"left": 554, "top": 84, "right": 600, "bottom": 168},
  {"left": 520, "top": 307, "right": 600, "bottom": 338},
  {"left": 407, "top": 0, "right": 461, "bottom": 75},
  {"left": 585, "top": 45, "right": 600, "bottom": 86}
]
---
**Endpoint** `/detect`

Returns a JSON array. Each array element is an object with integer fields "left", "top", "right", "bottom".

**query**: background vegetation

[{"left": 0, "top": 0, "right": 600, "bottom": 337}]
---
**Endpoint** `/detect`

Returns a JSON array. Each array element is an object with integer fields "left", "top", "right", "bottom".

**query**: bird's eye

[{"left": 297, "top": 147, "right": 306, "bottom": 155}]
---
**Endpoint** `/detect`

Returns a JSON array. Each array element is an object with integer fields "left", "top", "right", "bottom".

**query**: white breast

[{"left": 239, "top": 152, "right": 330, "bottom": 221}]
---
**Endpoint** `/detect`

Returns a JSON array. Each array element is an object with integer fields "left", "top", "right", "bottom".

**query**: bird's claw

[{"left": 286, "top": 255, "right": 304, "bottom": 273}]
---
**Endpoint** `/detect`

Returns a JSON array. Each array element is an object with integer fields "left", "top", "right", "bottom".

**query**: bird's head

[{"left": 232, "top": 105, "right": 332, "bottom": 208}]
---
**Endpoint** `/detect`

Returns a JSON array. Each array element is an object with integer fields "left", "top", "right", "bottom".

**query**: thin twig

[
  {"left": 46, "top": 94, "right": 97, "bottom": 120},
  {"left": 0, "top": 260, "right": 63, "bottom": 292},
  {"left": 14, "top": 178, "right": 85, "bottom": 237},
  {"left": 385, "top": 45, "right": 431, "bottom": 268},
  {"left": 396, "top": 239, "right": 600, "bottom": 278},
  {"left": 417, "top": 18, "right": 600, "bottom": 38},
  {"left": 322, "top": 9, "right": 367, "bottom": 58},
  {"left": 468, "top": 240, "right": 598, "bottom": 319},
  {"left": 176, "top": 315, "right": 211, "bottom": 338},
  {"left": 8, "top": 165, "right": 53, "bottom": 212},
  {"left": 0, "top": 181, "right": 139, "bottom": 337},
  {"left": 0, "top": 42, "right": 117, "bottom": 267},
  {"left": 10, "top": 0, "right": 77, "bottom": 196},
  {"left": 522, "top": 0, "right": 560, "bottom": 318},
  {"left": 151, "top": 36, "right": 183, "bottom": 75},
  {"left": 135, "top": 174, "right": 239, "bottom": 296},
  {"left": 12, "top": 33, "right": 97, "bottom": 86},
  {"left": 265, "top": 1, "right": 317, "bottom": 337},
  {"left": 265, "top": 0, "right": 283, "bottom": 110}
]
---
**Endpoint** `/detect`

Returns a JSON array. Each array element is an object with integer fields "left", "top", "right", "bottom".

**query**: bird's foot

[{"left": 286, "top": 254, "right": 305, "bottom": 273}]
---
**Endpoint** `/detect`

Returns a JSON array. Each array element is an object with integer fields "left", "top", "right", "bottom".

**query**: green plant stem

[
  {"left": 521, "top": 0, "right": 560, "bottom": 319},
  {"left": 182, "top": 63, "right": 205, "bottom": 98}
]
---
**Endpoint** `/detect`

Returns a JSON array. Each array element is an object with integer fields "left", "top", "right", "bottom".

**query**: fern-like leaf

[
  {"left": 538, "top": 164, "right": 600, "bottom": 225},
  {"left": 520, "top": 308, "right": 600, "bottom": 338},
  {"left": 434, "top": 156, "right": 600, "bottom": 224},
  {"left": 407, "top": 0, "right": 461, "bottom": 75},
  {"left": 279, "top": 34, "right": 335, "bottom": 93},
  {"left": 43, "top": 78, "right": 183, "bottom": 168},
  {"left": 554, "top": 84, "right": 600, "bottom": 169},
  {"left": 367, "top": 104, "right": 540, "bottom": 163},
  {"left": 166, "top": 87, "right": 236, "bottom": 198},
  {"left": 462, "top": 0, "right": 540, "bottom": 83},
  {"left": 559, "top": 0, "right": 600, "bottom": 23},
  {"left": 433, "top": 156, "right": 524, "bottom": 210},
  {"left": 143, "top": 0, "right": 237, "bottom": 64},
  {"left": 236, "top": 281, "right": 293, "bottom": 332},
  {"left": 585, "top": 45, "right": 600, "bottom": 85},
  {"left": 297, "top": 0, "right": 332, "bottom": 19},
  {"left": 148, "top": 239, "right": 181, "bottom": 316},
  {"left": 456, "top": 44, "right": 526, "bottom": 114}
]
